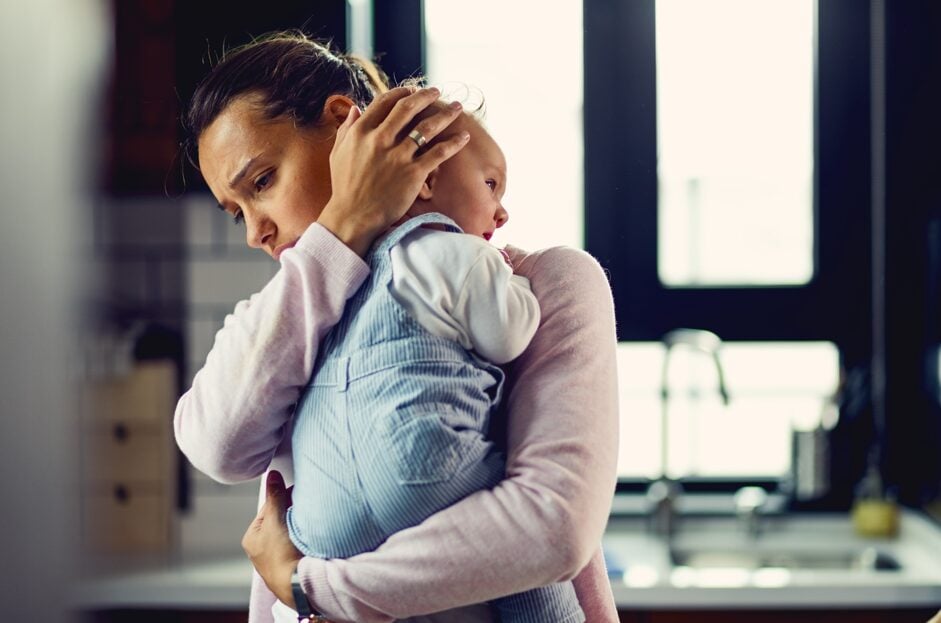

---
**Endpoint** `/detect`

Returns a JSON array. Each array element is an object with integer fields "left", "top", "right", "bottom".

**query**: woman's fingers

[
  {"left": 380, "top": 87, "right": 444, "bottom": 137},
  {"left": 265, "top": 470, "right": 291, "bottom": 516},
  {"left": 354, "top": 85, "right": 422, "bottom": 131},
  {"left": 413, "top": 126, "right": 471, "bottom": 171},
  {"left": 401, "top": 100, "right": 465, "bottom": 152},
  {"left": 368, "top": 87, "right": 464, "bottom": 148}
]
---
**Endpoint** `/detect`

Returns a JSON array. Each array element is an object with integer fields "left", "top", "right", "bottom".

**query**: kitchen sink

[
  {"left": 670, "top": 545, "right": 902, "bottom": 572},
  {"left": 602, "top": 504, "right": 941, "bottom": 602}
]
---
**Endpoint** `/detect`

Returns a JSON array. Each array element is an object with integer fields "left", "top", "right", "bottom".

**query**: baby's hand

[{"left": 499, "top": 247, "right": 514, "bottom": 269}]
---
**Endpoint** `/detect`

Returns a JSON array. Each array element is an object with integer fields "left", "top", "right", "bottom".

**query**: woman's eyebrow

[{"left": 228, "top": 156, "right": 260, "bottom": 189}]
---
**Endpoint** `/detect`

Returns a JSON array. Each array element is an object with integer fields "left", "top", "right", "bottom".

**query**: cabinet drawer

[
  {"left": 81, "top": 361, "right": 176, "bottom": 427},
  {"left": 82, "top": 426, "right": 171, "bottom": 483},
  {"left": 83, "top": 482, "right": 173, "bottom": 553}
]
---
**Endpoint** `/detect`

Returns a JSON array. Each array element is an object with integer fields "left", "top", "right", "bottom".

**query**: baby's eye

[
  {"left": 485, "top": 179, "right": 497, "bottom": 191},
  {"left": 254, "top": 171, "right": 272, "bottom": 192}
]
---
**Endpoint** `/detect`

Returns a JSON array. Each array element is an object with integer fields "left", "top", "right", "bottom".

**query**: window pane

[
  {"left": 424, "top": 1, "right": 583, "bottom": 251},
  {"left": 616, "top": 341, "right": 839, "bottom": 479},
  {"left": 656, "top": 0, "right": 815, "bottom": 286}
]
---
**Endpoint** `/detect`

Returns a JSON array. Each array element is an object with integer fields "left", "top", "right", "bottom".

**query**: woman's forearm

[
  {"left": 294, "top": 246, "right": 619, "bottom": 622},
  {"left": 173, "top": 223, "right": 369, "bottom": 484}
]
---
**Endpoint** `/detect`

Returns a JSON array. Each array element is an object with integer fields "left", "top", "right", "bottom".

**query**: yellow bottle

[{"left": 851, "top": 463, "right": 899, "bottom": 538}]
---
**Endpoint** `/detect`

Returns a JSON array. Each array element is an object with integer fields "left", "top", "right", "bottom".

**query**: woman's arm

[
  {"left": 572, "top": 548, "right": 620, "bottom": 622},
  {"left": 286, "top": 246, "right": 619, "bottom": 622},
  {"left": 173, "top": 223, "right": 369, "bottom": 484}
]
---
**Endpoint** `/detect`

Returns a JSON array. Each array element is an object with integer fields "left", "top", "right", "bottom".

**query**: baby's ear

[{"left": 417, "top": 167, "right": 440, "bottom": 201}]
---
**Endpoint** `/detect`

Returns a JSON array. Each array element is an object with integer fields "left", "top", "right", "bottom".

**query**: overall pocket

[{"left": 379, "top": 404, "right": 467, "bottom": 485}]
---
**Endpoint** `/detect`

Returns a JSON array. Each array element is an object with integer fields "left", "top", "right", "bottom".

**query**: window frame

[
  {"left": 584, "top": 0, "right": 871, "bottom": 354},
  {"left": 584, "top": 0, "right": 875, "bottom": 492}
]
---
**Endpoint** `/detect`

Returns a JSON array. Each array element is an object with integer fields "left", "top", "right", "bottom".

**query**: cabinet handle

[
  {"left": 113, "top": 484, "right": 130, "bottom": 504},
  {"left": 112, "top": 422, "right": 129, "bottom": 442}
]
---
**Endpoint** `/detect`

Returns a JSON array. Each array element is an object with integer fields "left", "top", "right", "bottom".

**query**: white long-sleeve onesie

[{"left": 388, "top": 227, "right": 540, "bottom": 364}]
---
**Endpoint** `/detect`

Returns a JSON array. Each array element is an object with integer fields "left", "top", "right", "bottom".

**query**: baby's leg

[{"left": 491, "top": 582, "right": 585, "bottom": 623}]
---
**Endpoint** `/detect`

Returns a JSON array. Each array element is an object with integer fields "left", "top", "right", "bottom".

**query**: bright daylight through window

[
  {"left": 656, "top": 0, "right": 815, "bottom": 286},
  {"left": 424, "top": 0, "right": 583, "bottom": 252},
  {"left": 425, "top": 0, "right": 834, "bottom": 481}
]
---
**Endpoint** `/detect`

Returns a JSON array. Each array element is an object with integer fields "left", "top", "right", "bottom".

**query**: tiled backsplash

[{"left": 95, "top": 193, "right": 278, "bottom": 555}]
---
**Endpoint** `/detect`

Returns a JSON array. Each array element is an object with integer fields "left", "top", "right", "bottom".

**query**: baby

[{"left": 279, "top": 109, "right": 584, "bottom": 623}]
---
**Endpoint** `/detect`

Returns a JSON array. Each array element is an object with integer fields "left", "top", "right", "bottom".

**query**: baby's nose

[{"left": 495, "top": 206, "right": 509, "bottom": 228}]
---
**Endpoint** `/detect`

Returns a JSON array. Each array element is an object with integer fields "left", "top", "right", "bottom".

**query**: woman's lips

[
  {"left": 273, "top": 239, "right": 298, "bottom": 260},
  {"left": 483, "top": 232, "right": 493, "bottom": 241}
]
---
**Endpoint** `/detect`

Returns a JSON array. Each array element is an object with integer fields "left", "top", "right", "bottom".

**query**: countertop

[{"left": 71, "top": 505, "right": 941, "bottom": 612}]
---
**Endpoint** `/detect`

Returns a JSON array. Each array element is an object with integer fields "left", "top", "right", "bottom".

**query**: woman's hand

[
  {"left": 317, "top": 86, "right": 469, "bottom": 257},
  {"left": 242, "top": 470, "right": 303, "bottom": 608}
]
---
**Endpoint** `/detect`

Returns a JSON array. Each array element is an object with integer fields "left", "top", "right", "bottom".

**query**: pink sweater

[{"left": 174, "top": 223, "right": 620, "bottom": 622}]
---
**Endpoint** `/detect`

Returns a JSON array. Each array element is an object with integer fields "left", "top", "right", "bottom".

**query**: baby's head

[{"left": 407, "top": 103, "right": 509, "bottom": 241}]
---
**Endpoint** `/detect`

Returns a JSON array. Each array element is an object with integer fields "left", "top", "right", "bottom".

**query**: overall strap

[{"left": 372, "top": 212, "right": 463, "bottom": 258}]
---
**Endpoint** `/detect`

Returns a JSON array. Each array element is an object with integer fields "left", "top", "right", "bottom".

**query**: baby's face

[{"left": 411, "top": 113, "right": 509, "bottom": 241}]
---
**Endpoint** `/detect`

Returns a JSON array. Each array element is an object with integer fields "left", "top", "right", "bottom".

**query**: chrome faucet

[
  {"left": 647, "top": 328, "right": 730, "bottom": 538},
  {"left": 734, "top": 485, "right": 769, "bottom": 539}
]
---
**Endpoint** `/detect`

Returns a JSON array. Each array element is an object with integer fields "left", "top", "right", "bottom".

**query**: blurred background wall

[{"left": 0, "top": 0, "right": 108, "bottom": 621}]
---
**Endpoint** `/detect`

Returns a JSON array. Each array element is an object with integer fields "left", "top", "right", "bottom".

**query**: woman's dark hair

[{"left": 183, "top": 31, "right": 391, "bottom": 171}]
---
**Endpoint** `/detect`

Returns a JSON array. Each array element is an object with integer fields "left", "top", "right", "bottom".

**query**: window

[
  {"left": 656, "top": 0, "right": 815, "bottom": 286},
  {"left": 616, "top": 341, "right": 839, "bottom": 479},
  {"left": 585, "top": 1, "right": 872, "bottom": 482},
  {"left": 423, "top": 0, "right": 583, "bottom": 252}
]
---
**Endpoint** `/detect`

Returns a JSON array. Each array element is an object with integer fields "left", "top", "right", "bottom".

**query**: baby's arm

[
  {"left": 390, "top": 229, "right": 540, "bottom": 364},
  {"left": 173, "top": 222, "right": 369, "bottom": 484}
]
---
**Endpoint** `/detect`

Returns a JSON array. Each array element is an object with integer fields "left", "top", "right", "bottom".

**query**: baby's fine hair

[{"left": 183, "top": 31, "right": 390, "bottom": 170}]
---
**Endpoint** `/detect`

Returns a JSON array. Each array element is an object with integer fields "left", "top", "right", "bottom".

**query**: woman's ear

[{"left": 322, "top": 95, "right": 357, "bottom": 128}]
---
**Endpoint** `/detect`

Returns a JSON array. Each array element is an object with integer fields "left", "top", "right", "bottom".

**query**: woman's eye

[
  {"left": 485, "top": 179, "right": 497, "bottom": 191},
  {"left": 254, "top": 171, "right": 272, "bottom": 192},
  {"left": 232, "top": 210, "right": 244, "bottom": 225}
]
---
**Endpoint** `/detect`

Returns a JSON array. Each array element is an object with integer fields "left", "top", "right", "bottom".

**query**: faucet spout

[
  {"left": 648, "top": 328, "right": 730, "bottom": 538},
  {"left": 661, "top": 328, "right": 730, "bottom": 405}
]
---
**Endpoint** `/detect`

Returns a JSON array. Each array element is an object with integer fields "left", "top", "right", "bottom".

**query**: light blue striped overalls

[{"left": 286, "top": 213, "right": 584, "bottom": 623}]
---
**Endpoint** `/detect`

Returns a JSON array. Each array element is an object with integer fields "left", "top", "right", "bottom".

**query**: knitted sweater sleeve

[
  {"left": 291, "top": 245, "right": 620, "bottom": 622},
  {"left": 173, "top": 222, "right": 369, "bottom": 484}
]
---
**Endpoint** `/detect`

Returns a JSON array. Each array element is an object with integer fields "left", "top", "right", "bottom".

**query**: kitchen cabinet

[{"left": 80, "top": 360, "right": 178, "bottom": 553}]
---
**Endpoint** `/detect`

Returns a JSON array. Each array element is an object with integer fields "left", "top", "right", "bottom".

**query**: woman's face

[{"left": 198, "top": 95, "right": 336, "bottom": 260}]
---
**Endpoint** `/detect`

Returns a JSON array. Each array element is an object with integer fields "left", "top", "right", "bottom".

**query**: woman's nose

[
  {"left": 245, "top": 212, "right": 275, "bottom": 251},
  {"left": 495, "top": 205, "right": 509, "bottom": 228}
]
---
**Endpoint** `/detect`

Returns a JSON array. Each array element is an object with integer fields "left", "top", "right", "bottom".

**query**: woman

[{"left": 174, "top": 32, "right": 619, "bottom": 622}]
